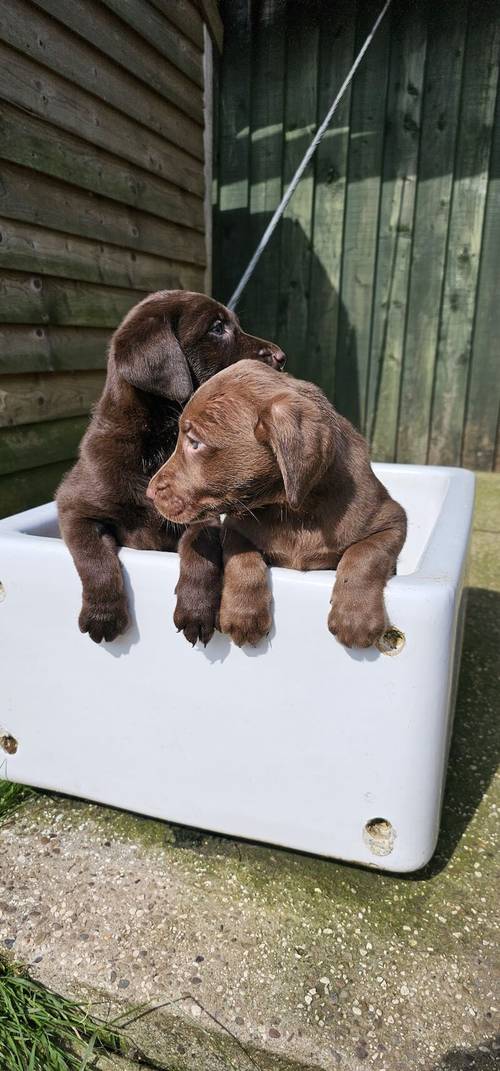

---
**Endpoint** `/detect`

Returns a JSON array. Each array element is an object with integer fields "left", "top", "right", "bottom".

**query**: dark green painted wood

[
  {"left": 276, "top": 2, "right": 320, "bottom": 378},
  {"left": 0, "top": 271, "right": 146, "bottom": 327},
  {"left": 0, "top": 101, "right": 204, "bottom": 230},
  {"left": 0, "top": 415, "right": 88, "bottom": 476},
  {"left": 216, "top": 0, "right": 500, "bottom": 471},
  {"left": 245, "top": 0, "right": 286, "bottom": 345},
  {"left": 0, "top": 217, "right": 203, "bottom": 292},
  {"left": 307, "top": 0, "right": 356, "bottom": 401},
  {"left": 429, "top": 10, "right": 500, "bottom": 465},
  {"left": 0, "top": 0, "right": 204, "bottom": 161},
  {"left": 396, "top": 3, "right": 468, "bottom": 463},
  {"left": 0, "top": 163, "right": 206, "bottom": 266},
  {"left": 0, "top": 459, "right": 73, "bottom": 518},
  {"left": 367, "top": 5, "right": 427, "bottom": 460},
  {"left": 101, "top": 0, "right": 203, "bottom": 87},
  {"left": 0, "top": 41, "right": 204, "bottom": 198},
  {"left": 335, "top": 0, "right": 391, "bottom": 432},
  {"left": 463, "top": 86, "right": 500, "bottom": 471},
  {"left": 0, "top": 370, "right": 105, "bottom": 427},
  {"left": 0, "top": 326, "right": 110, "bottom": 375},
  {"left": 31, "top": 0, "right": 203, "bottom": 123}
]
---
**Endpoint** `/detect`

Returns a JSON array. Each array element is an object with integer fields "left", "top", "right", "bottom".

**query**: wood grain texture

[
  {"left": 0, "top": 162, "right": 206, "bottom": 265},
  {"left": 31, "top": 0, "right": 203, "bottom": 123},
  {"left": 0, "top": 41, "right": 204, "bottom": 198},
  {"left": 150, "top": 0, "right": 204, "bottom": 50},
  {"left": 246, "top": 0, "right": 286, "bottom": 344},
  {"left": 0, "top": 271, "right": 145, "bottom": 328},
  {"left": 335, "top": 0, "right": 391, "bottom": 431},
  {"left": 0, "top": 459, "right": 73, "bottom": 518},
  {"left": 307, "top": 0, "right": 356, "bottom": 401},
  {"left": 0, "top": 326, "right": 111, "bottom": 375},
  {"left": 101, "top": 0, "right": 203, "bottom": 87},
  {"left": 429, "top": 11, "right": 500, "bottom": 465},
  {"left": 0, "top": 0, "right": 203, "bottom": 161},
  {"left": 0, "top": 370, "right": 105, "bottom": 427},
  {"left": 463, "top": 85, "right": 500, "bottom": 471},
  {"left": 0, "top": 414, "right": 88, "bottom": 475},
  {"left": 277, "top": 1, "right": 320, "bottom": 377},
  {"left": 0, "top": 217, "right": 204, "bottom": 292},
  {"left": 367, "top": 6, "right": 427, "bottom": 461},
  {"left": 397, "top": 3, "right": 468, "bottom": 463},
  {"left": 0, "top": 103, "right": 204, "bottom": 232}
]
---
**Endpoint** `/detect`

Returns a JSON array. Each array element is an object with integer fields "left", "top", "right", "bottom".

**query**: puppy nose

[{"left": 258, "top": 346, "right": 286, "bottom": 370}]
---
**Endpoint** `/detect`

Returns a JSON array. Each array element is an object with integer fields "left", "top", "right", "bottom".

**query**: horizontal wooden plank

[
  {"left": 0, "top": 326, "right": 111, "bottom": 374},
  {"left": 0, "top": 459, "right": 73, "bottom": 518},
  {"left": 0, "top": 162, "right": 206, "bottom": 264},
  {"left": 150, "top": 0, "right": 204, "bottom": 50},
  {"left": 101, "top": 0, "right": 203, "bottom": 87},
  {"left": 0, "top": 41, "right": 204, "bottom": 197},
  {"left": 0, "top": 271, "right": 144, "bottom": 327},
  {"left": 0, "top": 415, "right": 88, "bottom": 476},
  {"left": 0, "top": 102, "right": 204, "bottom": 232},
  {"left": 0, "top": 218, "right": 205, "bottom": 292},
  {"left": 0, "top": 370, "right": 105, "bottom": 428},
  {"left": 31, "top": 0, "right": 203, "bottom": 124},
  {"left": 0, "top": 0, "right": 203, "bottom": 162}
]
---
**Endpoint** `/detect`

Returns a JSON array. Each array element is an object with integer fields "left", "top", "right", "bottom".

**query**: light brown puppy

[{"left": 147, "top": 361, "right": 407, "bottom": 649}]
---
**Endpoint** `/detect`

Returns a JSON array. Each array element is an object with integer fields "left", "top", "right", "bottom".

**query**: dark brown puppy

[
  {"left": 147, "top": 361, "right": 407, "bottom": 649},
  {"left": 57, "top": 293, "right": 285, "bottom": 644}
]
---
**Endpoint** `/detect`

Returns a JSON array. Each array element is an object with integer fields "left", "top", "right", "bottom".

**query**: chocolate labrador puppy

[
  {"left": 147, "top": 361, "right": 407, "bottom": 649},
  {"left": 57, "top": 293, "right": 285, "bottom": 644}
]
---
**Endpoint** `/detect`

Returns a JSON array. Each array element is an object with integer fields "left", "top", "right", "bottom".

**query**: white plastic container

[{"left": 0, "top": 464, "right": 475, "bottom": 872}]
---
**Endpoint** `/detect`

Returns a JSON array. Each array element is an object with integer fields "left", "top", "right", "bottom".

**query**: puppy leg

[
  {"left": 219, "top": 528, "right": 272, "bottom": 647},
  {"left": 174, "top": 523, "right": 223, "bottom": 646},
  {"left": 58, "top": 509, "right": 129, "bottom": 644},
  {"left": 328, "top": 522, "right": 405, "bottom": 649}
]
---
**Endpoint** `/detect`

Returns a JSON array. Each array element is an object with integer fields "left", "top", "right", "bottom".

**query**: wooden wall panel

[
  {"left": 0, "top": 0, "right": 207, "bottom": 517},
  {"left": 214, "top": 0, "right": 500, "bottom": 471}
]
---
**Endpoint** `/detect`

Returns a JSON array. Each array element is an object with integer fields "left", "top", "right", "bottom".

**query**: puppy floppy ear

[
  {"left": 111, "top": 298, "right": 193, "bottom": 402},
  {"left": 255, "top": 393, "right": 334, "bottom": 509}
]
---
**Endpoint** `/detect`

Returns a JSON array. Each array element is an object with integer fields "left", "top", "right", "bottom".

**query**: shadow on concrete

[
  {"left": 408, "top": 587, "right": 500, "bottom": 881},
  {"left": 432, "top": 1034, "right": 500, "bottom": 1070}
]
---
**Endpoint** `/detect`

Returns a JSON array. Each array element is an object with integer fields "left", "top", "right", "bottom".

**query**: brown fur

[
  {"left": 57, "top": 293, "right": 285, "bottom": 644},
  {"left": 147, "top": 361, "right": 407, "bottom": 649}
]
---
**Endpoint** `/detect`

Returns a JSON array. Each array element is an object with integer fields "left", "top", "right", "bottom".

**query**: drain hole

[
  {"left": 363, "top": 817, "right": 395, "bottom": 856},
  {"left": 0, "top": 581, "right": 5, "bottom": 602},
  {"left": 376, "top": 627, "right": 405, "bottom": 656},
  {"left": 0, "top": 733, "right": 18, "bottom": 755}
]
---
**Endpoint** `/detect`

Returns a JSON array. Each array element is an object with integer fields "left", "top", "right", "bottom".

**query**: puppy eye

[
  {"left": 186, "top": 434, "right": 201, "bottom": 450},
  {"left": 208, "top": 318, "right": 225, "bottom": 336}
]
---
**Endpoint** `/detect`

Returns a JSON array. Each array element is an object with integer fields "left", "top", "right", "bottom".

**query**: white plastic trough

[{"left": 0, "top": 463, "right": 474, "bottom": 872}]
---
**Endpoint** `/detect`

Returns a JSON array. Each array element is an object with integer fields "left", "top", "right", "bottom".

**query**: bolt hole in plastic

[
  {"left": 363, "top": 817, "right": 395, "bottom": 857},
  {"left": 376, "top": 626, "right": 406, "bottom": 656},
  {"left": 0, "top": 733, "right": 18, "bottom": 755},
  {"left": 0, "top": 580, "right": 5, "bottom": 602}
]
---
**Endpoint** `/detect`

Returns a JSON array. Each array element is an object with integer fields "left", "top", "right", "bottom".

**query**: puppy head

[
  {"left": 147, "top": 361, "right": 336, "bottom": 523},
  {"left": 110, "top": 290, "right": 286, "bottom": 403}
]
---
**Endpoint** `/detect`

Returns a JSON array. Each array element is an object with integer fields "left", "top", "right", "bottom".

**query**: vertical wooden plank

[
  {"left": 213, "top": 0, "right": 252, "bottom": 308},
  {"left": 276, "top": 0, "right": 320, "bottom": 376},
  {"left": 397, "top": 2, "right": 468, "bottom": 464},
  {"left": 306, "top": 0, "right": 356, "bottom": 401},
  {"left": 244, "top": 0, "right": 286, "bottom": 344},
  {"left": 463, "top": 80, "right": 500, "bottom": 471},
  {"left": 429, "top": 6, "right": 500, "bottom": 466},
  {"left": 367, "top": 6, "right": 427, "bottom": 460},
  {"left": 335, "top": 0, "right": 391, "bottom": 431}
]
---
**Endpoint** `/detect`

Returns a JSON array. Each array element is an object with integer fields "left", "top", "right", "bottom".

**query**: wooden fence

[
  {"left": 0, "top": 0, "right": 211, "bottom": 517},
  {"left": 214, "top": 0, "right": 500, "bottom": 471}
]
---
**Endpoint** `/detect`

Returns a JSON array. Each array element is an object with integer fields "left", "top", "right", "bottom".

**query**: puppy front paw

[
  {"left": 328, "top": 586, "right": 385, "bottom": 649},
  {"left": 219, "top": 588, "right": 272, "bottom": 648},
  {"left": 174, "top": 596, "right": 219, "bottom": 647},
  {"left": 79, "top": 597, "right": 129, "bottom": 644}
]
